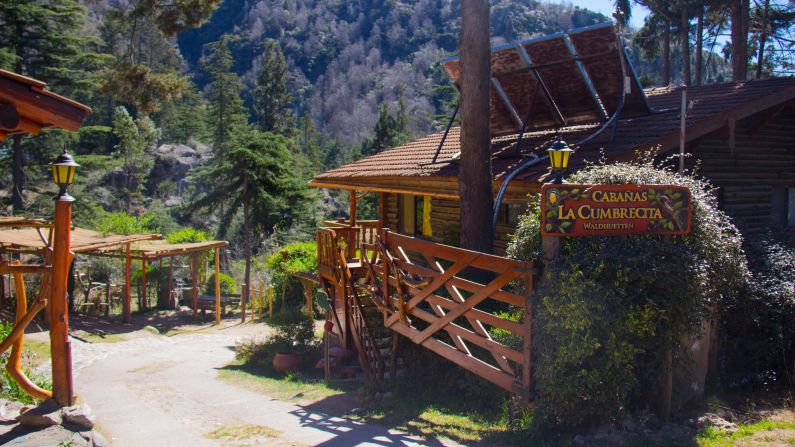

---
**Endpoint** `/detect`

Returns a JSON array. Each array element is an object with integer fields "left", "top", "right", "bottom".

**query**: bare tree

[{"left": 458, "top": 0, "right": 493, "bottom": 254}]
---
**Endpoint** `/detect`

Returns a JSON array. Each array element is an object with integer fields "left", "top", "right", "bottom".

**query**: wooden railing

[
  {"left": 362, "top": 231, "right": 536, "bottom": 395},
  {"left": 322, "top": 219, "right": 379, "bottom": 255}
]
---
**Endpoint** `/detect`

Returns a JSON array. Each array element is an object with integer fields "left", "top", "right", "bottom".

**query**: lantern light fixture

[
  {"left": 547, "top": 139, "right": 573, "bottom": 184},
  {"left": 50, "top": 147, "right": 79, "bottom": 200}
]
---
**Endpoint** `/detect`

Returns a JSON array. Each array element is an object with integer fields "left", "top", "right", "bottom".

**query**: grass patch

[
  {"left": 72, "top": 331, "right": 125, "bottom": 343},
  {"left": 218, "top": 361, "right": 352, "bottom": 402},
  {"left": 205, "top": 423, "right": 282, "bottom": 441},
  {"left": 23, "top": 339, "right": 50, "bottom": 363},
  {"left": 695, "top": 419, "right": 795, "bottom": 446}
]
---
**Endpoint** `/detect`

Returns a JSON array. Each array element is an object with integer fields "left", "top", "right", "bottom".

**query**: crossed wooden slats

[{"left": 363, "top": 231, "right": 534, "bottom": 393}]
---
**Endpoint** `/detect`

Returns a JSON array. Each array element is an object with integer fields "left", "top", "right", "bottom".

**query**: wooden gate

[{"left": 362, "top": 231, "right": 536, "bottom": 395}]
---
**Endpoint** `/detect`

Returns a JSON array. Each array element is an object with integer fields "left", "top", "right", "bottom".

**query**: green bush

[
  {"left": 166, "top": 227, "right": 210, "bottom": 243},
  {"left": 507, "top": 160, "right": 747, "bottom": 431},
  {"left": 204, "top": 273, "right": 237, "bottom": 296},
  {"left": 235, "top": 309, "right": 319, "bottom": 373},
  {"left": 720, "top": 231, "right": 795, "bottom": 389},
  {"left": 264, "top": 241, "right": 318, "bottom": 308}
]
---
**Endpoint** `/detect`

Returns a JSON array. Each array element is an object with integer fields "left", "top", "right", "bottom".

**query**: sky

[{"left": 571, "top": 0, "right": 650, "bottom": 29}]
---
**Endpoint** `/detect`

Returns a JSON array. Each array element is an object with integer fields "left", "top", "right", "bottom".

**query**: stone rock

[
  {"left": 573, "top": 434, "right": 586, "bottom": 445},
  {"left": 89, "top": 430, "right": 109, "bottom": 447},
  {"left": 697, "top": 413, "right": 738, "bottom": 433},
  {"left": 63, "top": 404, "right": 95, "bottom": 430},
  {"left": 0, "top": 399, "right": 25, "bottom": 423},
  {"left": 3, "top": 425, "right": 89, "bottom": 447},
  {"left": 16, "top": 398, "right": 62, "bottom": 428},
  {"left": 382, "top": 392, "right": 394, "bottom": 400}
]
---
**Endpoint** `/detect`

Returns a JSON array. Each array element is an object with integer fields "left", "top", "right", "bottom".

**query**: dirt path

[{"left": 38, "top": 314, "right": 452, "bottom": 447}]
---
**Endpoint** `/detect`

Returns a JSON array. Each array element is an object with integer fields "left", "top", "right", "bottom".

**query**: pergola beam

[
  {"left": 562, "top": 35, "right": 609, "bottom": 120},
  {"left": 490, "top": 77, "right": 524, "bottom": 129}
]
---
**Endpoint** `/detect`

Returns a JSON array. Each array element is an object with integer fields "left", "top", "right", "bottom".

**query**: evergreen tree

[
  {"left": 113, "top": 106, "right": 158, "bottom": 213},
  {"left": 361, "top": 100, "right": 409, "bottom": 157},
  {"left": 253, "top": 40, "right": 294, "bottom": 135},
  {"left": 156, "top": 83, "right": 211, "bottom": 144},
  {"left": 204, "top": 35, "right": 248, "bottom": 153},
  {"left": 0, "top": 0, "right": 107, "bottom": 213},
  {"left": 191, "top": 128, "right": 312, "bottom": 318}
]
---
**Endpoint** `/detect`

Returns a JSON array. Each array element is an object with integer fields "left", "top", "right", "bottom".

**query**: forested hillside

[{"left": 178, "top": 0, "right": 608, "bottom": 146}]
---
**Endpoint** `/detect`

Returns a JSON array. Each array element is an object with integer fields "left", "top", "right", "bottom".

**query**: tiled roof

[{"left": 312, "top": 77, "right": 795, "bottom": 188}]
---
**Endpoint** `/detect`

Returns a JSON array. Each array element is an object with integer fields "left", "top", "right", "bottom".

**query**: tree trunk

[
  {"left": 242, "top": 174, "right": 251, "bottom": 322},
  {"left": 458, "top": 0, "right": 493, "bottom": 254},
  {"left": 12, "top": 135, "right": 24, "bottom": 214},
  {"left": 731, "top": 0, "right": 749, "bottom": 81},
  {"left": 696, "top": 9, "right": 704, "bottom": 85},
  {"left": 756, "top": 0, "right": 771, "bottom": 79},
  {"left": 663, "top": 21, "right": 671, "bottom": 86},
  {"left": 681, "top": 8, "right": 691, "bottom": 86}
]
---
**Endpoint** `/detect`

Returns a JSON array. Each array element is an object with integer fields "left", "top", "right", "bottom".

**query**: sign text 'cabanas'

[{"left": 541, "top": 184, "right": 692, "bottom": 236}]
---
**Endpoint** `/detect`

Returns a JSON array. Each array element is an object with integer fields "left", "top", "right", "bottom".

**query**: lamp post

[
  {"left": 547, "top": 139, "right": 573, "bottom": 184},
  {"left": 49, "top": 147, "right": 78, "bottom": 406}
]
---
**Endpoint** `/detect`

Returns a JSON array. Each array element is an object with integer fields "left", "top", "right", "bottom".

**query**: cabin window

[
  {"left": 789, "top": 188, "right": 795, "bottom": 227},
  {"left": 398, "top": 194, "right": 432, "bottom": 237},
  {"left": 496, "top": 203, "right": 523, "bottom": 227}
]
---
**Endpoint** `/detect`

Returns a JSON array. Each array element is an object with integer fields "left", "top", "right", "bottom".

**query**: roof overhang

[{"left": 0, "top": 69, "right": 92, "bottom": 141}]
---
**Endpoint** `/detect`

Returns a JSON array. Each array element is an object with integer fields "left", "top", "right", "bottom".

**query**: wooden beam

[
  {"left": 141, "top": 257, "right": 147, "bottom": 312},
  {"left": 191, "top": 254, "right": 198, "bottom": 319},
  {"left": 0, "top": 77, "right": 89, "bottom": 132},
  {"left": 349, "top": 189, "right": 357, "bottom": 227},
  {"left": 214, "top": 249, "right": 220, "bottom": 324},
  {"left": 378, "top": 192, "right": 386, "bottom": 231},
  {"left": 124, "top": 243, "right": 131, "bottom": 324}
]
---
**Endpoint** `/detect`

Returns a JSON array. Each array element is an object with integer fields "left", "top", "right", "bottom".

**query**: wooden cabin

[
  {"left": 312, "top": 78, "right": 795, "bottom": 255},
  {"left": 309, "top": 22, "right": 795, "bottom": 401}
]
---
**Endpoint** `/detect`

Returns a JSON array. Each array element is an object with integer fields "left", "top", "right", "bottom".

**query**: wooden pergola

[{"left": 0, "top": 225, "right": 229, "bottom": 324}]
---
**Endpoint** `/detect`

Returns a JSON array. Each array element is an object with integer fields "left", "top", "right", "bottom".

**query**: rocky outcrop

[{"left": 0, "top": 398, "right": 106, "bottom": 447}]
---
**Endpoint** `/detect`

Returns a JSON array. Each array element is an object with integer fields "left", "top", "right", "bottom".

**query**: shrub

[
  {"left": 507, "top": 160, "right": 747, "bottom": 431},
  {"left": 166, "top": 227, "right": 210, "bottom": 243},
  {"left": 264, "top": 242, "right": 318, "bottom": 308},
  {"left": 720, "top": 231, "right": 795, "bottom": 390},
  {"left": 204, "top": 273, "right": 238, "bottom": 296},
  {"left": 235, "top": 309, "right": 319, "bottom": 373}
]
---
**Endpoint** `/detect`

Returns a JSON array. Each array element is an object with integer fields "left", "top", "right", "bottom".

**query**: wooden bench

[{"left": 196, "top": 294, "right": 241, "bottom": 317}]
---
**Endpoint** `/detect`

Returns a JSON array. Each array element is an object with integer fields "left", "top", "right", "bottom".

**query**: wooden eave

[
  {"left": 309, "top": 175, "right": 539, "bottom": 201},
  {"left": 0, "top": 69, "right": 92, "bottom": 140}
]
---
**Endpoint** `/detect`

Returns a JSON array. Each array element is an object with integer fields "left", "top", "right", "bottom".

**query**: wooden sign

[{"left": 540, "top": 184, "right": 692, "bottom": 236}]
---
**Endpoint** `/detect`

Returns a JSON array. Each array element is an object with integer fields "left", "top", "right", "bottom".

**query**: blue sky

[{"left": 572, "top": 0, "right": 650, "bottom": 29}]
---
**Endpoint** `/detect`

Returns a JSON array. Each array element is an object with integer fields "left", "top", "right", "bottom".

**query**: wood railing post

[
  {"left": 50, "top": 197, "right": 75, "bottom": 406},
  {"left": 191, "top": 254, "right": 199, "bottom": 319},
  {"left": 123, "top": 243, "right": 132, "bottom": 323},
  {"left": 141, "top": 257, "right": 147, "bottom": 311},
  {"left": 214, "top": 248, "right": 221, "bottom": 324}
]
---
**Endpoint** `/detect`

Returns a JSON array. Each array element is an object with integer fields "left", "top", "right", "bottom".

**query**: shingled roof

[{"left": 311, "top": 77, "right": 795, "bottom": 196}]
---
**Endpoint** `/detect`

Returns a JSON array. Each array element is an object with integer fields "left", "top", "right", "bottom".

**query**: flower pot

[{"left": 273, "top": 351, "right": 301, "bottom": 374}]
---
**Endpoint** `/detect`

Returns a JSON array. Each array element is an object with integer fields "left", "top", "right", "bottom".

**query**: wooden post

[
  {"left": 258, "top": 282, "right": 264, "bottom": 319},
  {"left": 124, "top": 243, "right": 131, "bottom": 324},
  {"left": 167, "top": 257, "right": 174, "bottom": 310},
  {"left": 50, "top": 198, "right": 75, "bottom": 406},
  {"left": 303, "top": 280, "right": 314, "bottom": 320},
  {"left": 268, "top": 285, "right": 273, "bottom": 318},
  {"left": 214, "top": 249, "right": 221, "bottom": 324},
  {"left": 241, "top": 283, "right": 247, "bottom": 323},
  {"left": 191, "top": 254, "right": 198, "bottom": 319},
  {"left": 141, "top": 257, "right": 147, "bottom": 311},
  {"left": 378, "top": 192, "right": 386, "bottom": 231},
  {"left": 349, "top": 189, "right": 357, "bottom": 227}
]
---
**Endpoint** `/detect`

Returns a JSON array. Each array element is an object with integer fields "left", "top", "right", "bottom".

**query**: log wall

[{"left": 680, "top": 108, "right": 795, "bottom": 234}]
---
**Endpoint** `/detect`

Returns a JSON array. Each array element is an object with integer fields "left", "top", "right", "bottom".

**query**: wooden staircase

[{"left": 317, "top": 227, "right": 535, "bottom": 398}]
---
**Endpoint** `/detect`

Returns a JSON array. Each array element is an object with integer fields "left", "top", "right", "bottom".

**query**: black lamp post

[
  {"left": 50, "top": 147, "right": 79, "bottom": 201},
  {"left": 547, "top": 139, "right": 573, "bottom": 184}
]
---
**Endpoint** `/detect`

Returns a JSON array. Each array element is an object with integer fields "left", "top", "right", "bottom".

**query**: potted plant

[{"left": 270, "top": 309, "right": 316, "bottom": 374}]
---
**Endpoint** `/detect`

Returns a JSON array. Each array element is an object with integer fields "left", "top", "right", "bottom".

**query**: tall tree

[
  {"left": 730, "top": 0, "right": 751, "bottom": 80},
  {"left": 204, "top": 35, "right": 248, "bottom": 153},
  {"left": 361, "top": 101, "right": 408, "bottom": 157},
  {"left": 253, "top": 40, "right": 293, "bottom": 135},
  {"left": 97, "top": 0, "right": 222, "bottom": 115},
  {"left": 112, "top": 106, "right": 158, "bottom": 213},
  {"left": 0, "top": 0, "right": 103, "bottom": 213},
  {"left": 191, "top": 128, "right": 311, "bottom": 319},
  {"left": 459, "top": 0, "right": 493, "bottom": 253}
]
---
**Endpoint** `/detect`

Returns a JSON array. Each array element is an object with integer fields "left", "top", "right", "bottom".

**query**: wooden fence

[{"left": 362, "top": 230, "right": 536, "bottom": 395}]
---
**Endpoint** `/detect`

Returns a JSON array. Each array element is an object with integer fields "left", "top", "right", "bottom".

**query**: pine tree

[
  {"left": 204, "top": 35, "right": 248, "bottom": 153},
  {"left": 191, "top": 128, "right": 312, "bottom": 319},
  {"left": 361, "top": 101, "right": 409, "bottom": 157},
  {"left": 113, "top": 106, "right": 158, "bottom": 213},
  {"left": 0, "top": 0, "right": 106, "bottom": 213},
  {"left": 253, "top": 40, "right": 294, "bottom": 135}
]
